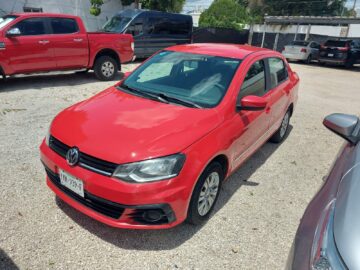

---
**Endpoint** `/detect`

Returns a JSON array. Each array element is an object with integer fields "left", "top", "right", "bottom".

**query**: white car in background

[{"left": 282, "top": 40, "right": 320, "bottom": 64}]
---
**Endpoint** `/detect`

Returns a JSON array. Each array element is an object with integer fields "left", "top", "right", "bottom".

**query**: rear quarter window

[
  {"left": 268, "top": 58, "right": 288, "bottom": 89},
  {"left": 50, "top": 18, "right": 79, "bottom": 34}
]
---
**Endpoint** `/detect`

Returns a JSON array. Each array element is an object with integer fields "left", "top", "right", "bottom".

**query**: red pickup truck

[{"left": 0, "top": 13, "right": 134, "bottom": 81}]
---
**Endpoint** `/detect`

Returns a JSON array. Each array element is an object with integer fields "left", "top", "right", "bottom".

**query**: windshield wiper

[
  {"left": 117, "top": 84, "right": 169, "bottom": 104},
  {"left": 156, "top": 93, "right": 203, "bottom": 109}
]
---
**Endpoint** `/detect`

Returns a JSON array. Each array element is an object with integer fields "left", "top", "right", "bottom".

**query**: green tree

[
  {"left": 90, "top": 0, "right": 186, "bottom": 16},
  {"left": 262, "top": 0, "right": 347, "bottom": 16},
  {"left": 199, "top": 0, "right": 250, "bottom": 30}
]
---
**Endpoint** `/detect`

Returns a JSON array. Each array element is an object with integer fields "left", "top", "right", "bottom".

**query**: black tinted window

[
  {"left": 14, "top": 18, "right": 46, "bottom": 35},
  {"left": 239, "top": 60, "right": 266, "bottom": 99},
  {"left": 324, "top": 40, "right": 349, "bottom": 47},
  {"left": 268, "top": 58, "right": 288, "bottom": 88},
  {"left": 51, "top": 18, "right": 78, "bottom": 34},
  {"left": 291, "top": 41, "right": 309, "bottom": 46},
  {"left": 148, "top": 17, "right": 169, "bottom": 34},
  {"left": 148, "top": 17, "right": 190, "bottom": 35},
  {"left": 126, "top": 18, "right": 143, "bottom": 36}
]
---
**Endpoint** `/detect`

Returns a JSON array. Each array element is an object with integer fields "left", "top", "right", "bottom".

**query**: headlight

[
  {"left": 311, "top": 199, "right": 346, "bottom": 270},
  {"left": 112, "top": 154, "right": 185, "bottom": 183}
]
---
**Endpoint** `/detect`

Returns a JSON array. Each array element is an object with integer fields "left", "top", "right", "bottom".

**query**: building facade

[{"left": 0, "top": 0, "right": 125, "bottom": 31}]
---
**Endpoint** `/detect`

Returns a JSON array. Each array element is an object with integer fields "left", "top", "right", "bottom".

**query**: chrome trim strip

[{"left": 79, "top": 162, "right": 112, "bottom": 177}]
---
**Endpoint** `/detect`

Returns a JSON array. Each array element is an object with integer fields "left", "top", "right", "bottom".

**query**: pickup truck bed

[{"left": 0, "top": 13, "right": 134, "bottom": 81}]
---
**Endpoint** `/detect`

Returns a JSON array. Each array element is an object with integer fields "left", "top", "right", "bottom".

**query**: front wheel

[
  {"left": 94, "top": 56, "right": 118, "bottom": 81},
  {"left": 187, "top": 162, "right": 224, "bottom": 225},
  {"left": 305, "top": 54, "right": 312, "bottom": 64},
  {"left": 270, "top": 110, "right": 291, "bottom": 143}
]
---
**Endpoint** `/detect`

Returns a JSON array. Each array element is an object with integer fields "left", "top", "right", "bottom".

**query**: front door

[
  {"left": 230, "top": 59, "right": 272, "bottom": 168},
  {"left": 5, "top": 17, "right": 55, "bottom": 73}
]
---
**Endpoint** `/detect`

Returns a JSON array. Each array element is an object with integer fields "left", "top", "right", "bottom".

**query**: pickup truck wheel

[
  {"left": 187, "top": 162, "right": 223, "bottom": 225},
  {"left": 270, "top": 110, "right": 291, "bottom": 143},
  {"left": 94, "top": 56, "right": 118, "bottom": 81}
]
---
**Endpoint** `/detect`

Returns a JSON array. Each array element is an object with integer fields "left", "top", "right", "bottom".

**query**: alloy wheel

[{"left": 197, "top": 172, "right": 220, "bottom": 216}]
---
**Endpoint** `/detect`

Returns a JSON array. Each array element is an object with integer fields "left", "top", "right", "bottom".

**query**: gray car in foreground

[{"left": 286, "top": 113, "right": 360, "bottom": 270}]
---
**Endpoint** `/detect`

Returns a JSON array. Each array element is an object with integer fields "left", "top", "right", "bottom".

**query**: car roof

[
  {"left": 11, "top": 13, "right": 79, "bottom": 19},
  {"left": 166, "top": 43, "right": 271, "bottom": 60}
]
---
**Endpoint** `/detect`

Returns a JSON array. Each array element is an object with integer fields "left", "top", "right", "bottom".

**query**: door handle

[
  {"left": 73, "top": 38, "right": 83, "bottom": 42},
  {"left": 38, "top": 40, "right": 49, "bottom": 44}
]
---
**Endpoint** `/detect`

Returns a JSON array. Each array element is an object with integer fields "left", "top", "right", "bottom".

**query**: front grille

[
  {"left": 45, "top": 167, "right": 125, "bottom": 219},
  {"left": 49, "top": 136, "right": 118, "bottom": 176}
]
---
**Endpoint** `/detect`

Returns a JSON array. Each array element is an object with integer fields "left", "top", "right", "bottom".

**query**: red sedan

[{"left": 40, "top": 44, "right": 299, "bottom": 229}]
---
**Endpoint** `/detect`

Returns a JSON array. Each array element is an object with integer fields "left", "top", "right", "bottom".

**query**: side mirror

[
  {"left": 6, "top": 28, "right": 21, "bottom": 37},
  {"left": 323, "top": 113, "right": 360, "bottom": 144},
  {"left": 237, "top": 95, "right": 267, "bottom": 111}
]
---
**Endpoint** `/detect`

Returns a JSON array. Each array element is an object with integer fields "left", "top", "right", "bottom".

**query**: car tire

[
  {"left": 187, "top": 162, "right": 224, "bottom": 225},
  {"left": 345, "top": 58, "right": 354, "bottom": 69},
  {"left": 305, "top": 54, "right": 312, "bottom": 64},
  {"left": 270, "top": 109, "right": 291, "bottom": 143},
  {"left": 319, "top": 61, "right": 326, "bottom": 66},
  {"left": 94, "top": 56, "right": 118, "bottom": 81}
]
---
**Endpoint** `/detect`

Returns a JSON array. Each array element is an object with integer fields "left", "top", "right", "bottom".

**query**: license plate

[
  {"left": 328, "top": 53, "right": 334, "bottom": 57},
  {"left": 59, "top": 169, "right": 84, "bottom": 197}
]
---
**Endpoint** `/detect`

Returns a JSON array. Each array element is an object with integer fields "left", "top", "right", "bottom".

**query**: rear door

[
  {"left": 266, "top": 57, "right": 291, "bottom": 131},
  {"left": 5, "top": 17, "right": 55, "bottom": 73},
  {"left": 49, "top": 17, "right": 88, "bottom": 69},
  {"left": 231, "top": 58, "right": 272, "bottom": 168}
]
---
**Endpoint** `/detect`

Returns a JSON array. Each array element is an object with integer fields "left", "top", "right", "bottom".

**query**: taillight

[
  {"left": 320, "top": 45, "right": 326, "bottom": 50},
  {"left": 301, "top": 48, "right": 307, "bottom": 53},
  {"left": 338, "top": 47, "right": 349, "bottom": 52}
]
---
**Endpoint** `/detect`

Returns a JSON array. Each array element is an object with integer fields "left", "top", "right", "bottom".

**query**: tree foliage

[
  {"left": 90, "top": 0, "right": 186, "bottom": 16},
  {"left": 199, "top": 0, "right": 250, "bottom": 30},
  {"left": 250, "top": 0, "right": 349, "bottom": 17}
]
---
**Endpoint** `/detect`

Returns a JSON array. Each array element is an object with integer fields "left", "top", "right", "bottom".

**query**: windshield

[
  {"left": 121, "top": 51, "right": 241, "bottom": 108},
  {"left": 325, "top": 40, "right": 349, "bottom": 47},
  {"left": 291, "top": 41, "right": 309, "bottom": 46},
  {"left": 102, "top": 15, "right": 131, "bottom": 32},
  {"left": 0, "top": 15, "right": 17, "bottom": 30}
]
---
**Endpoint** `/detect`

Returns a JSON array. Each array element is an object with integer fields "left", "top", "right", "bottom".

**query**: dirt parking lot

[{"left": 0, "top": 63, "right": 359, "bottom": 270}]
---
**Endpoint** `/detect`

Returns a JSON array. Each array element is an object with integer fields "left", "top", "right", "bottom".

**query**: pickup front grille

[
  {"left": 45, "top": 167, "right": 125, "bottom": 219},
  {"left": 49, "top": 135, "right": 118, "bottom": 176}
]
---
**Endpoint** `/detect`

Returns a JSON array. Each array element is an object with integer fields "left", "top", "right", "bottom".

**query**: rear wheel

[
  {"left": 345, "top": 58, "right": 354, "bottom": 69},
  {"left": 187, "top": 162, "right": 224, "bottom": 225},
  {"left": 270, "top": 109, "right": 291, "bottom": 143},
  {"left": 94, "top": 56, "right": 118, "bottom": 81}
]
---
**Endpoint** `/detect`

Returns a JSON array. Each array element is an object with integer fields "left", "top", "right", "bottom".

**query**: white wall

[
  {"left": 0, "top": 0, "right": 124, "bottom": 31},
  {"left": 252, "top": 24, "right": 360, "bottom": 38},
  {"left": 348, "top": 24, "right": 360, "bottom": 37}
]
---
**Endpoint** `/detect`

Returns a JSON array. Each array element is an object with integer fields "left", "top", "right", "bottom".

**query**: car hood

[
  {"left": 333, "top": 153, "right": 360, "bottom": 269},
  {"left": 51, "top": 87, "right": 222, "bottom": 164}
]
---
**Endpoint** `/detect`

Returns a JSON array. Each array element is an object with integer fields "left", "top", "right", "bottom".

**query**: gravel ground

[{"left": 0, "top": 63, "right": 359, "bottom": 270}]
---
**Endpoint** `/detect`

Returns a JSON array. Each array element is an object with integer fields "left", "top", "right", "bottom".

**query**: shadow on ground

[
  {"left": 0, "top": 249, "right": 19, "bottom": 270},
  {"left": 56, "top": 126, "right": 292, "bottom": 251},
  {"left": 0, "top": 71, "right": 124, "bottom": 92}
]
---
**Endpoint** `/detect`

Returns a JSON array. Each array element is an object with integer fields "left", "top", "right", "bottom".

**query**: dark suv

[{"left": 319, "top": 39, "right": 360, "bottom": 68}]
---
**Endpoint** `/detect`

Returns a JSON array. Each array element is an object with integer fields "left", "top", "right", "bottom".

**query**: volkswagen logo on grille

[{"left": 66, "top": 147, "right": 79, "bottom": 166}]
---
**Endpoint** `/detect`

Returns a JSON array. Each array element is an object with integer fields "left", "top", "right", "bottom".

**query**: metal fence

[{"left": 192, "top": 27, "right": 249, "bottom": 44}]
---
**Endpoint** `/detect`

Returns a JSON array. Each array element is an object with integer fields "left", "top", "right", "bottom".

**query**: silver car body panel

[
  {"left": 286, "top": 142, "right": 359, "bottom": 269},
  {"left": 333, "top": 146, "right": 360, "bottom": 269}
]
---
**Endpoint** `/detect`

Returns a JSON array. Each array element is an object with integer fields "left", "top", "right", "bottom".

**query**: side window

[
  {"left": 268, "top": 57, "right": 288, "bottom": 89},
  {"left": 13, "top": 18, "right": 47, "bottom": 36},
  {"left": 50, "top": 18, "right": 78, "bottom": 34},
  {"left": 238, "top": 60, "right": 266, "bottom": 100},
  {"left": 126, "top": 18, "right": 144, "bottom": 36},
  {"left": 147, "top": 17, "right": 170, "bottom": 35}
]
